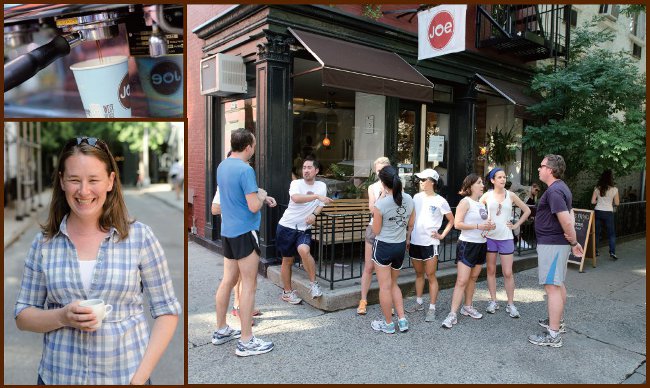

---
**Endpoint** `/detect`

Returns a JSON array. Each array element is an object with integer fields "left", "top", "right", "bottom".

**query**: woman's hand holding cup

[{"left": 61, "top": 300, "right": 98, "bottom": 332}]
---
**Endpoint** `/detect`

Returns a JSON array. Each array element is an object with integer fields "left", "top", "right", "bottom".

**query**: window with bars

[{"left": 561, "top": 7, "right": 578, "bottom": 28}]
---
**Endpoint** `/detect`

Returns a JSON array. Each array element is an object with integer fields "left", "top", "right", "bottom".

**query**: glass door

[
  {"left": 420, "top": 109, "right": 450, "bottom": 197},
  {"left": 397, "top": 105, "right": 420, "bottom": 195}
]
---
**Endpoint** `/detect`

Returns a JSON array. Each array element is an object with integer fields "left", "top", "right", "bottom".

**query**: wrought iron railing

[
  {"left": 476, "top": 4, "right": 570, "bottom": 62},
  {"left": 282, "top": 201, "right": 645, "bottom": 289}
]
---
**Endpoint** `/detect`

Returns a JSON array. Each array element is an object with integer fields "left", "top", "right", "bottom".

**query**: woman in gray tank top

[{"left": 370, "top": 166, "right": 414, "bottom": 334}]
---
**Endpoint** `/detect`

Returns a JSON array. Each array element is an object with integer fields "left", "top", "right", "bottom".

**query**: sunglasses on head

[{"left": 68, "top": 137, "right": 108, "bottom": 153}]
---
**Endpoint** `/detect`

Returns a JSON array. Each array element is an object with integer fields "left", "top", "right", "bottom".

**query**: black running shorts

[{"left": 223, "top": 231, "right": 261, "bottom": 260}]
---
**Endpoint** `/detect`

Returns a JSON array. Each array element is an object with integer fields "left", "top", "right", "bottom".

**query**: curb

[{"left": 266, "top": 253, "right": 539, "bottom": 312}]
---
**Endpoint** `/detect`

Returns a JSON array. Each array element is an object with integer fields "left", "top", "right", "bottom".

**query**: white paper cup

[
  {"left": 70, "top": 55, "right": 131, "bottom": 118},
  {"left": 79, "top": 299, "right": 113, "bottom": 329},
  {"left": 135, "top": 54, "right": 183, "bottom": 117}
]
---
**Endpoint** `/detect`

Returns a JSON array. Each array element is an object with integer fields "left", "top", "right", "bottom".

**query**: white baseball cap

[{"left": 415, "top": 169, "right": 439, "bottom": 181}]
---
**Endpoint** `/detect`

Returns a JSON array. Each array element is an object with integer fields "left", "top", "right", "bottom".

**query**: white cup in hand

[{"left": 79, "top": 299, "right": 113, "bottom": 329}]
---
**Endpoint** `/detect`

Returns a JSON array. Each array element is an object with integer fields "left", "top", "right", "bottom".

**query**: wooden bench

[{"left": 312, "top": 198, "right": 371, "bottom": 244}]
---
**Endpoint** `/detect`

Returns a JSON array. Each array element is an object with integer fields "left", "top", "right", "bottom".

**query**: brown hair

[
  {"left": 544, "top": 154, "right": 566, "bottom": 179},
  {"left": 458, "top": 173, "right": 482, "bottom": 197},
  {"left": 42, "top": 138, "right": 133, "bottom": 241},
  {"left": 596, "top": 169, "right": 614, "bottom": 197}
]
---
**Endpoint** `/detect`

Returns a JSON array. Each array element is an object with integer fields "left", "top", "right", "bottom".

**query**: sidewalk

[
  {"left": 134, "top": 183, "right": 184, "bottom": 212},
  {"left": 3, "top": 190, "right": 51, "bottom": 249},
  {"left": 188, "top": 237, "right": 646, "bottom": 384}
]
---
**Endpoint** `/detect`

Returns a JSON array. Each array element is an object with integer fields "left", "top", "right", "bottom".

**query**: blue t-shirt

[
  {"left": 535, "top": 180, "right": 572, "bottom": 245},
  {"left": 216, "top": 157, "right": 260, "bottom": 237}
]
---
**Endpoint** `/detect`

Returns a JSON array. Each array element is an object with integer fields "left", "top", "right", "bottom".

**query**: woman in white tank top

[
  {"left": 440, "top": 174, "right": 496, "bottom": 329},
  {"left": 357, "top": 157, "right": 391, "bottom": 315},
  {"left": 591, "top": 169, "right": 620, "bottom": 260},
  {"left": 480, "top": 168, "right": 531, "bottom": 318}
]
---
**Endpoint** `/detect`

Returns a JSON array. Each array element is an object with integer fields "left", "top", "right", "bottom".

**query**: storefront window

[{"left": 293, "top": 58, "right": 387, "bottom": 198}]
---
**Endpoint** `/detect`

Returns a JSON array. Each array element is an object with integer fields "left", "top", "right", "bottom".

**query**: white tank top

[
  {"left": 368, "top": 181, "right": 384, "bottom": 226},
  {"left": 459, "top": 197, "right": 487, "bottom": 243},
  {"left": 594, "top": 186, "right": 618, "bottom": 212},
  {"left": 484, "top": 190, "right": 514, "bottom": 240},
  {"left": 78, "top": 260, "right": 97, "bottom": 293}
]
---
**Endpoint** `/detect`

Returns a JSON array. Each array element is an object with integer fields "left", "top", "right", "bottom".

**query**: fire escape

[{"left": 476, "top": 4, "right": 570, "bottom": 67}]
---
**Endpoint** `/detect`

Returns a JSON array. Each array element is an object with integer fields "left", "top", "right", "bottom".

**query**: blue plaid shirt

[{"left": 14, "top": 215, "right": 182, "bottom": 385}]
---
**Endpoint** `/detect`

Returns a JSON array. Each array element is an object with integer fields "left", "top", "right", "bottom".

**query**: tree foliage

[
  {"left": 40, "top": 122, "right": 172, "bottom": 155},
  {"left": 522, "top": 18, "right": 646, "bottom": 179}
]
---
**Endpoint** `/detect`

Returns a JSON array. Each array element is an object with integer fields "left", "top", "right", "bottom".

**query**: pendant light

[
  {"left": 322, "top": 91, "right": 336, "bottom": 147},
  {"left": 322, "top": 120, "right": 331, "bottom": 146}
]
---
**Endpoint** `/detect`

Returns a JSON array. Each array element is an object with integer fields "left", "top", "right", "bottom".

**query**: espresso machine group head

[{"left": 3, "top": 4, "right": 183, "bottom": 93}]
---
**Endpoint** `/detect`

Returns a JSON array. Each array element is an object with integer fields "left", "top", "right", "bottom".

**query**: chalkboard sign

[{"left": 568, "top": 208, "right": 596, "bottom": 272}]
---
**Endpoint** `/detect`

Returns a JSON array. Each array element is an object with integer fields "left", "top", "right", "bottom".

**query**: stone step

[{"left": 266, "top": 252, "right": 539, "bottom": 312}]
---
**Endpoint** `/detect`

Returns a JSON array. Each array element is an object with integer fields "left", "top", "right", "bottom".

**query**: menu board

[{"left": 568, "top": 208, "right": 596, "bottom": 272}]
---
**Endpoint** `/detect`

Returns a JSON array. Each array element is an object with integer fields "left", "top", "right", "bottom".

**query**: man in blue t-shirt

[
  {"left": 528, "top": 154, "right": 583, "bottom": 348},
  {"left": 212, "top": 128, "right": 277, "bottom": 357}
]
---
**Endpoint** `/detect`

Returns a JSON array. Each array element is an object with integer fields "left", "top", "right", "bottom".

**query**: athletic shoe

[
  {"left": 281, "top": 290, "right": 302, "bottom": 304},
  {"left": 424, "top": 307, "right": 436, "bottom": 322},
  {"left": 397, "top": 317, "right": 409, "bottom": 332},
  {"left": 405, "top": 300, "right": 424, "bottom": 313},
  {"left": 486, "top": 300, "right": 499, "bottom": 314},
  {"left": 460, "top": 305, "right": 483, "bottom": 319},
  {"left": 211, "top": 326, "right": 241, "bottom": 345},
  {"left": 538, "top": 317, "right": 566, "bottom": 333},
  {"left": 610, "top": 253, "right": 619, "bottom": 260},
  {"left": 441, "top": 312, "right": 457, "bottom": 329},
  {"left": 310, "top": 282, "right": 323, "bottom": 298},
  {"left": 357, "top": 300, "right": 368, "bottom": 315},
  {"left": 528, "top": 332, "right": 563, "bottom": 348},
  {"left": 371, "top": 319, "right": 396, "bottom": 334},
  {"left": 235, "top": 336, "right": 274, "bottom": 356},
  {"left": 506, "top": 304, "right": 520, "bottom": 318}
]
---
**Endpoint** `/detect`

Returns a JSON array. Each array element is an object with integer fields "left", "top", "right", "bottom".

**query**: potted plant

[{"left": 486, "top": 124, "right": 520, "bottom": 166}]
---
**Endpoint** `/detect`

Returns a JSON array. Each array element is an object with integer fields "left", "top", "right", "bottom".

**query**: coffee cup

[
  {"left": 70, "top": 55, "right": 131, "bottom": 118},
  {"left": 134, "top": 54, "right": 183, "bottom": 117},
  {"left": 79, "top": 299, "right": 113, "bottom": 329}
]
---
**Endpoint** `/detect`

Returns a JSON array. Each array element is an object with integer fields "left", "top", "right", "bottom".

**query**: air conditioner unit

[{"left": 200, "top": 53, "right": 247, "bottom": 96}]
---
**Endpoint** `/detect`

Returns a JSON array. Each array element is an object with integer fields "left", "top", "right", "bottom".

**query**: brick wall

[{"left": 187, "top": 5, "right": 231, "bottom": 236}]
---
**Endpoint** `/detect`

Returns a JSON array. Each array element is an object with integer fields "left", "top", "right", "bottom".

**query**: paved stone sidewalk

[{"left": 188, "top": 237, "right": 645, "bottom": 384}]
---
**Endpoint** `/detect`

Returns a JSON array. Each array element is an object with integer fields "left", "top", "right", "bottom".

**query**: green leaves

[{"left": 522, "top": 20, "right": 646, "bottom": 179}]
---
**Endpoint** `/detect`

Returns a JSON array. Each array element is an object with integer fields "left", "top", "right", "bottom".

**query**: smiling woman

[{"left": 14, "top": 136, "right": 181, "bottom": 385}]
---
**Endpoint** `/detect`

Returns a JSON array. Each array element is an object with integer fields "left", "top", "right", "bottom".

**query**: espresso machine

[{"left": 4, "top": 4, "right": 184, "bottom": 118}]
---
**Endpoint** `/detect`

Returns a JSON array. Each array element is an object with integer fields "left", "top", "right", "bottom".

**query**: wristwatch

[{"left": 569, "top": 241, "right": 578, "bottom": 247}]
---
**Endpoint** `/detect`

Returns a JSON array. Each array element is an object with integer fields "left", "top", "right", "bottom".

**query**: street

[
  {"left": 3, "top": 188, "right": 185, "bottom": 385},
  {"left": 188, "top": 237, "right": 646, "bottom": 384}
]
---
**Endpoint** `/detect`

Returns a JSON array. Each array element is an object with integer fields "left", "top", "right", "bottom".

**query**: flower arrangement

[{"left": 483, "top": 124, "right": 520, "bottom": 166}]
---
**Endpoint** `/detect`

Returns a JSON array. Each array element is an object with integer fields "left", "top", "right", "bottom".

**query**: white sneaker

[
  {"left": 281, "top": 290, "right": 302, "bottom": 304},
  {"left": 460, "top": 305, "right": 483, "bottom": 319},
  {"left": 486, "top": 300, "right": 499, "bottom": 314},
  {"left": 441, "top": 312, "right": 457, "bottom": 329},
  {"left": 506, "top": 304, "right": 520, "bottom": 318},
  {"left": 310, "top": 282, "right": 323, "bottom": 298},
  {"left": 235, "top": 336, "right": 274, "bottom": 356}
]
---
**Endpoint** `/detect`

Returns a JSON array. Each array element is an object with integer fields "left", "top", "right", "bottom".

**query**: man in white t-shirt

[{"left": 276, "top": 157, "right": 333, "bottom": 304}]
